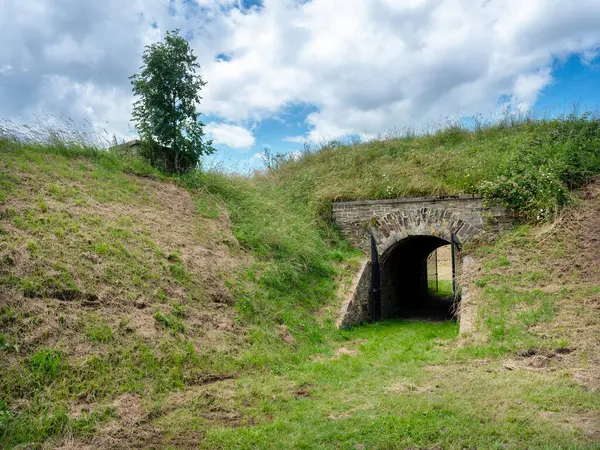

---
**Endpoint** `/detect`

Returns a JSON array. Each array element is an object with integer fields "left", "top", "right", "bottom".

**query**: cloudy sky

[{"left": 1, "top": 0, "right": 600, "bottom": 170}]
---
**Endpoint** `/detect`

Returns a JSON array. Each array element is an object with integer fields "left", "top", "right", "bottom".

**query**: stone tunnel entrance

[
  {"left": 380, "top": 236, "right": 456, "bottom": 321},
  {"left": 332, "top": 194, "right": 510, "bottom": 328}
]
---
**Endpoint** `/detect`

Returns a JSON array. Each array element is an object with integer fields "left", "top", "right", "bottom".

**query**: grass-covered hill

[
  {"left": 1, "top": 116, "right": 599, "bottom": 448},
  {"left": 269, "top": 114, "right": 600, "bottom": 220},
  {"left": 0, "top": 135, "right": 360, "bottom": 448}
]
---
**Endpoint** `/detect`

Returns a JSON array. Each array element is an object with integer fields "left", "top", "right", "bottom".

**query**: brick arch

[
  {"left": 332, "top": 195, "right": 511, "bottom": 328},
  {"left": 371, "top": 208, "right": 483, "bottom": 260}
]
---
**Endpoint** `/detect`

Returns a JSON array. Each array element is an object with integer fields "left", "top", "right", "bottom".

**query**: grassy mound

[
  {"left": 270, "top": 114, "right": 600, "bottom": 220},
  {"left": 0, "top": 140, "right": 244, "bottom": 445},
  {"left": 1, "top": 118, "right": 599, "bottom": 448},
  {"left": 0, "top": 135, "right": 359, "bottom": 447}
]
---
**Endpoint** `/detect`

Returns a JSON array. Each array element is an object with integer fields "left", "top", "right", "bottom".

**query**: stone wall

[
  {"left": 332, "top": 195, "right": 507, "bottom": 252},
  {"left": 336, "top": 260, "right": 372, "bottom": 328},
  {"left": 333, "top": 195, "right": 511, "bottom": 328}
]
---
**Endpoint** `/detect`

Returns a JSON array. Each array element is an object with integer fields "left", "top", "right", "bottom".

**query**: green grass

[
  {"left": 428, "top": 279, "right": 453, "bottom": 297},
  {"left": 0, "top": 139, "right": 246, "bottom": 447},
  {"left": 1, "top": 119, "right": 599, "bottom": 448},
  {"left": 85, "top": 319, "right": 114, "bottom": 343},
  {"left": 268, "top": 114, "right": 600, "bottom": 219},
  {"left": 0, "top": 135, "right": 361, "bottom": 447},
  {"left": 181, "top": 170, "right": 362, "bottom": 360},
  {"left": 148, "top": 320, "right": 597, "bottom": 449},
  {"left": 154, "top": 310, "right": 186, "bottom": 333}
]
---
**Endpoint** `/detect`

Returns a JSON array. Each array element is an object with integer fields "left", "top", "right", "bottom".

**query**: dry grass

[
  {"left": 462, "top": 178, "right": 600, "bottom": 391},
  {"left": 0, "top": 143, "right": 251, "bottom": 447}
]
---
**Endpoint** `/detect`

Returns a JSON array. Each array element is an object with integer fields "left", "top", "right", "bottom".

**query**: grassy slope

[
  {"left": 270, "top": 116, "right": 600, "bottom": 219},
  {"left": 0, "top": 122, "right": 599, "bottom": 448},
  {"left": 0, "top": 143, "right": 249, "bottom": 446},
  {"left": 190, "top": 181, "right": 600, "bottom": 449},
  {"left": 0, "top": 140, "right": 359, "bottom": 448}
]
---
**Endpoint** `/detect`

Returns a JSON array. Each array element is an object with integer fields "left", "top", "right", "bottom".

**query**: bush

[
  {"left": 480, "top": 115, "right": 600, "bottom": 220},
  {"left": 480, "top": 166, "right": 568, "bottom": 220}
]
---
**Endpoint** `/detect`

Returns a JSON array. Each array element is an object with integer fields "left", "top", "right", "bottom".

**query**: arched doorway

[{"left": 379, "top": 235, "right": 457, "bottom": 320}]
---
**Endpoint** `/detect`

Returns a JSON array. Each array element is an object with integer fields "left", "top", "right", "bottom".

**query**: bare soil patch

[
  {"left": 462, "top": 178, "right": 600, "bottom": 390},
  {"left": 0, "top": 173, "right": 249, "bottom": 357}
]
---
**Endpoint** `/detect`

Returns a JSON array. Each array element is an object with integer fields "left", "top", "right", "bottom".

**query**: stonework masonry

[
  {"left": 332, "top": 195, "right": 508, "bottom": 254},
  {"left": 332, "top": 195, "right": 511, "bottom": 327}
]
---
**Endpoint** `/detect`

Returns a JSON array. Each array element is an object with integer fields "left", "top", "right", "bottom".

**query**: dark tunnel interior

[{"left": 380, "top": 235, "right": 457, "bottom": 320}]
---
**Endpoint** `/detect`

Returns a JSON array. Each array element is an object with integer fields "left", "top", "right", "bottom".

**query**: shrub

[{"left": 480, "top": 115, "right": 600, "bottom": 220}]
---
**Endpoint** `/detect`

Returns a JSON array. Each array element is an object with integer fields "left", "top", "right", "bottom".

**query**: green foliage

[
  {"left": 169, "top": 261, "right": 191, "bottom": 286},
  {"left": 154, "top": 311, "right": 185, "bottom": 333},
  {"left": 479, "top": 114, "right": 600, "bottom": 219},
  {"left": 268, "top": 113, "right": 600, "bottom": 221},
  {"left": 130, "top": 29, "right": 214, "bottom": 174},
  {"left": 0, "top": 338, "right": 237, "bottom": 447},
  {"left": 480, "top": 165, "right": 566, "bottom": 220},
  {"left": 36, "top": 195, "right": 48, "bottom": 212},
  {"left": 27, "top": 349, "right": 64, "bottom": 384},
  {"left": 182, "top": 171, "right": 359, "bottom": 335}
]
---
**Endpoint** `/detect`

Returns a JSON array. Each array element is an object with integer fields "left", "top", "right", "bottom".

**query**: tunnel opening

[{"left": 380, "top": 235, "right": 458, "bottom": 321}]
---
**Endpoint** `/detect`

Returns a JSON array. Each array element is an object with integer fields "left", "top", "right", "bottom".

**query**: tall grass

[
  {"left": 0, "top": 117, "right": 159, "bottom": 178},
  {"left": 267, "top": 112, "right": 600, "bottom": 220},
  {"left": 1, "top": 119, "right": 360, "bottom": 365},
  {"left": 180, "top": 170, "right": 360, "bottom": 366}
]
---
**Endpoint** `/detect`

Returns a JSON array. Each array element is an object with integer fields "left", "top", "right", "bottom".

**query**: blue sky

[
  {"left": 1, "top": 0, "right": 600, "bottom": 172},
  {"left": 208, "top": 53, "right": 600, "bottom": 171},
  {"left": 204, "top": 102, "right": 318, "bottom": 171},
  {"left": 534, "top": 55, "right": 600, "bottom": 114},
  {"left": 211, "top": 54, "right": 600, "bottom": 171}
]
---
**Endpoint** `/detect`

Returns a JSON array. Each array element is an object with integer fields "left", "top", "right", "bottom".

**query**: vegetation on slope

[
  {"left": 0, "top": 131, "right": 359, "bottom": 448},
  {"left": 1, "top": 116, "right": 599, "bottom": 448},
  {"left": 269, "top": 114, "right": 600, "bottom": 220},
  {"left": 179, "top": 180, "right": 600, "bottom": 448},
  {"left": 468, "top": 179, "right": 600, "bottom": 372},
  {"left": 0, "top": 140, "right": 237, "bottom": 446}
]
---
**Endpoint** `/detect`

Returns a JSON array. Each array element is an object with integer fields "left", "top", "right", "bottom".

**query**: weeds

[
  {"left": 154, "top": 311, "right": 185, "bottom": 333},
  {"left": 85, "top": 321, "right": 114, "bottom": 343},
  {"left": 27, "top": 349, "right": 64, "bottom": 383},
  {"left": 267, "top": 112, "right": 600, "bottom": 221},
  {"left": 1, "top": 117, "right": 599, "bottom": 448}
]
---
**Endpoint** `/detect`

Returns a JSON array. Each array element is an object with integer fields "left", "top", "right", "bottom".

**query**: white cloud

[
  {"left": 0, "top": 0, "right": 599, "bottom": 145},
  {"left": 283, "top": 135, "right": 308, "bottom": 144},
  {"left": 44, "top": 35, "right": 106, "bottom": 65},
  {"left": 205, "top": 122, "right": 256, "bottom": 149},
  {"left": 196, "top": 0, "right": 600, "bottom": 141},
  {"left": 38, "top": 75, "right": 136, "bottom": 140},
  {"left": 512, "top": 69, "right": 553, "bottom": 111}
]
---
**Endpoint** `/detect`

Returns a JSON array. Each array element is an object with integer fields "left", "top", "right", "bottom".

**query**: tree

[{"left": 130, "top": 30, "right": 214, "bottom": 174}]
